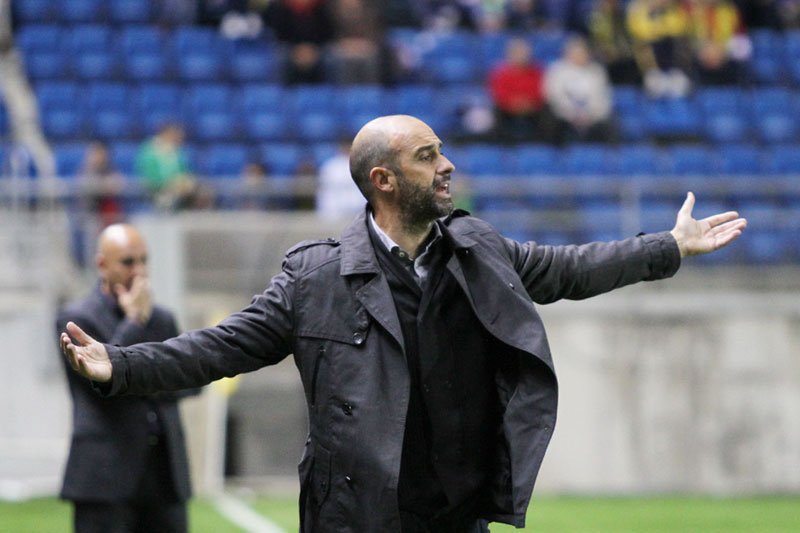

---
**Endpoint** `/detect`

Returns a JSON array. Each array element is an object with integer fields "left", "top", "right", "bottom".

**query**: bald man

[
  {"left": 62, "top": 116, "right": 746, "bottom": 532},
  {"left": 56, "top": 224, "right": 192, "bottom": 533}
]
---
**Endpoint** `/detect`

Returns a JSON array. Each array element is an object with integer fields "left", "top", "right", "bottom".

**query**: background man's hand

[
  {"left": 670, "top": 192, "right": 747, "bottom": 258},
  {"left": 115, "top": 275, "right": 152, "bottom": 324},
  {"left": 60, "top": 322, "right": 112, "bottom": 383}
]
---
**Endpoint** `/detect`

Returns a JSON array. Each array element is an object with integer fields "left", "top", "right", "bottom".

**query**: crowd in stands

[{"left": 3, "top": 0, "right": 799, "bottom": 264}]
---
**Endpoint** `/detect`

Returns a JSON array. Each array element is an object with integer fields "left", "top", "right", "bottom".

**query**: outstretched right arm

[{"left": 59, "top": 266, "right": 297, "bottom": 395}]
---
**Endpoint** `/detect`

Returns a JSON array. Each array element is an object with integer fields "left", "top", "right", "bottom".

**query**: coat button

[
  {"left": 342, "top": 403, "right": 353, "bottom": 415},
  {"left": 352, "top": 332, "right": 364, "bottom": 345},
  {"left": 508, "top": 282, "right": 515, "bottom": 289},
  {"left": 345, "top": 475, "right": 353, "bottom": 486}
]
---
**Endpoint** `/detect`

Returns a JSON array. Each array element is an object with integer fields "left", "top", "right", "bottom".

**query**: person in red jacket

[{"left": 487, "top": 37, "right": 552, "bottom": 142}]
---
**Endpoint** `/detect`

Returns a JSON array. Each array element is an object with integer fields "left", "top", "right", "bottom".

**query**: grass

[{"left": 2, "top": 494, "right": 799, "bottom": 532}]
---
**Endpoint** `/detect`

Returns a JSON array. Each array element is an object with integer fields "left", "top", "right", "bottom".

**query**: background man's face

[{"left": 99, "top": 238, "right": 148, "bottom": 293}]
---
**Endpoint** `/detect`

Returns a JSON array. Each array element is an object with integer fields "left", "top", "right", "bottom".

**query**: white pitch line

[{"left": 213, "top": 493, "right": 287, "bottom": 533}]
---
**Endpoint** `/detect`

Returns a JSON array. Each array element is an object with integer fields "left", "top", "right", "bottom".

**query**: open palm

[
  {"left": 60, "top": 322, "right": 112, "bottom": 383},
  {"left": 670, "top": 192, "right": 747, "bottom": 258}
]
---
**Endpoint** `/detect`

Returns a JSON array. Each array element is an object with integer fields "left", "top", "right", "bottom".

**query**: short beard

[{"left": 395, "top": 171, "right": 453, "bottom": 234}]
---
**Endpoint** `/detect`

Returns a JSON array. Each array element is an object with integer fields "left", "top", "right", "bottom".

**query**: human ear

[{"left": 369, "top": 167, "right": 395, "bottom": 193}]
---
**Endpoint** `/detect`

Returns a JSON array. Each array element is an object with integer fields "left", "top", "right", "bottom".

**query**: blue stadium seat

[
  {"left": 66, "top": 26, "right": 117, "bottom": 78},
  {"left": 229, "top": 39, "right": 281, "bottom": 82},
  {"left": 613, "top": 86, "right": 646, "bottom": 140},
  {"left": 391, "top": 85, "right": 437, "bottom": 115},
  {"left": 764, "top": 145, "right": 800, "bottom": 174},
  {"left": 421, "top": 32, "right": 482, "bottom": 84},
  {"left": 291, "top": 85, "right": 336, "bottom": 113},
  {"left": 562, "top": 145, "right": 616, "bottom": 175},
  {"left": 133, "top": 83, "right": 181, "bottom": 134},
  {"left": 109, "top": 0, "right": 153, "bottom": 23},
  {"left": 617, "top": 144, "right": 664, "bottom": 176},
  {"left": 310, "top": 143, "right": 338, "bottom": 168},
  {"left": 118, "top": 25, "right": 168, "bottom": 80},
  {"left": 16, "top": 25, "right": 66, "bottom": 79},
  {"left": 696, "top": 87, "right": 749, "bottom": 143},
  {"left": 36, "top": 81, "right": 79, "bottom": 109},
  {"left": 258, "top": 143, "right": 303, "bottom": 175},
  {"left": 36, "top": 82, "right": 85, "bottom": 138},
  {"left": 639, "top": 201, "right": 678, "bottom": 233},
  {"left": 785, "top": 31, "right": 800, "bottom": 84},
  {"left": 665, "top": 145, "right": 713, "bottom": 175},
  {"left": 14, "top": 0, "right": 57, "bottom": 23},
  {"left": 59, "top": 0, "right": 104, "bottom": 23},
  {"left": 86, "top": 83, "right": 133, "bottom": 139},
  {"left": 717, "top": 145, "right": 762, "bottom": 175},
  {"left": 295, "top": 110, "right": 341, "bottom": 142},
  {"left": 184, "top": 84, "right": 233, "bottom": 114},
  {"left": 580, "top": 202, "right": 623, "bottom": 234},
  {"left": 202, "top": 144, "right": 248, "bottom": 177},
  {"left": 173, "top": 27, "right": 226, "bottom": 81},
  {"left": 748, "top": 30, "right": 784, "bottom": 82},
  {"left": 460, "top": 145, "right": 515, "bottom": 176},
  {"left": 750, "top": 87, "right": 799, "bottom": 142},
  {"left": 192, "top": 111, "right": 238, "bottom": 142},
  {"left": 529, "top": 30, "right": 566, "bottom": 64},
  {"left": 645, "top": 97, "right": 702, "bottom": 139},
  {"left": 109, "top": 142, "right": 139, "bottom": 175},
  {"left": 339, "top": 85, "right": 386, "bottom": 134},
  {"left": 481, "top": 32, "right": 511, "bottom": 74},
  {"left": 54, "top": 143, "right": 88, "bottom": 177},
  {"left": 238, "top": 84, "right": 291, "bottom": 140},
  {"left": 515, "top": 145, "right": 557, "bottom": 175}
]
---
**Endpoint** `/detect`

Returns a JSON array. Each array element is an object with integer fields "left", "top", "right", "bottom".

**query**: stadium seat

[
  {"left": 763, "top": 145, "right": 800, "bottom": 174},
  {"left": 202, "top": 144, "right": 249, "bottom": 177},
  {"left": 118, "top": 26, "right": 168, "bottom": 80},
  {"left": 173, "top": 27, "right": 226, "bottom": 81},
  {"left": 666, "top": 145, "right": 713, "bottom": 175},
  {"left": 750, "top": 87, "right": 799, "bottom": 143},
  {"left": 15, "top": 25, "right": 66, "bottom": 79},
  {"left": 613, "top": 87, "right": 646, "bottom": 141},
  {"left": 339, "top": 85, "right": 387, "bottom": 135},
  {"left": 562, "top": 144, "right": 616, "bottom": 175},
  {"left": 24, "top": 49, "right": 69, "bottom": 79},
  {"left": 639, "top": 201, "right": 679, "bottom": 233},
  {"left": 291, "top": 85, "right": 336, "bottom": 113},
  {"left": 529, "top": 30, "right": 566, "bottom": 64},
  {"left": 109, "top": 0, "right": 153, "bottom": 23},
  {"left": 258, "top": 143, "right": 303, "bottom": 175},
  {"left": 515, "top": 145, "right": 557, "bottom": 175},
  {"left": 229, "top": 39, "right": 281, "bottom": 82},
  {"left": 86, "top": 83, "right": 135, "bottom": 139},
  {"left": 238, "top": 84, "right": 292, "bottom": 140},
  {"left": 460, "top": 145, "right": 515, "bottom": 176},
  {"left": 295, "top": 110, "right": 341, "bottom": 142},
  {"left": 58, "top": 0, "right": 104, "bottom": 23},
  {"left": 717, "top": 145, "right": 762, "bottom": 175},
  {"left": 133, "top": 83, "right": 181, "bottom": 134},
  {"left": 645, "top": 97, "right": 702, "bottom": 139},
  {"left": 13, "top": 0, "right": 56, "bottom": 23},
  {"left": 54, "top": 143, "right": 88, "bottom": 177},
  {"left": 109, "top": 142, "right": 140, "bottom": 175},
  {"left": 391, "top": 85, "right": 437, "bottom": 115},
  {"left": 749, "top": 30, "right": 783, "bottom": 83},
  {"left": 420, "top": 32, "right": 482, "bottom": 84}
]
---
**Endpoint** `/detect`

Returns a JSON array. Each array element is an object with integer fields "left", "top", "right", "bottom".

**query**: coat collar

[{"left": 339, "top": 207, "right": 477, "bottom": 277}]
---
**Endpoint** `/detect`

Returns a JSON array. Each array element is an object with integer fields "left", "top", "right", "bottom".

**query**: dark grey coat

[
  {"left": 102, "top": 209, "right": 680, "bottom": 531},
  {"left": 57, "top": 285, "right": 193, "bottom": 502}
]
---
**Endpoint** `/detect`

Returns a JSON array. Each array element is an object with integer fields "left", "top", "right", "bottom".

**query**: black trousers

[{"left": 72, "top": 437, "right": 187, "bottom": 533}]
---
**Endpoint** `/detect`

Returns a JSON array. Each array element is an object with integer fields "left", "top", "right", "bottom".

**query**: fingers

[
  {"left": 710, "top": 217, "right": 748, "bottom": 235},
  {"left": 114, "top": 283, "right": 127, "bottom": 297},
  {"left": 66, "top": 321, "right": 96, "bottom": 347},
  {"left": 678, "top": 191, "right": 695, "bottom": 217},
  {"left": 702, "top": 211, "right": 739, "bottom": 228}
]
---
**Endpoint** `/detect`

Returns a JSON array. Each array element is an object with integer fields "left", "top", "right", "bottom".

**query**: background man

[
  {"left": 61, "top": 115, "right": 746, "bottom": 533},
  {"left": 56, "top": 224, "right": 194, "bottom": 533}
]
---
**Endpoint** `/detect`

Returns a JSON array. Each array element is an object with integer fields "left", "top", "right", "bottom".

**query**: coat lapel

[{"left": 339, "top": 210, "right": 406, "bottom": 353}]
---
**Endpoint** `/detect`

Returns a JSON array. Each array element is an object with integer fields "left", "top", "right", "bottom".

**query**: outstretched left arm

[{"left": 670, "top": 192, "right": 748, "bottom": 258}]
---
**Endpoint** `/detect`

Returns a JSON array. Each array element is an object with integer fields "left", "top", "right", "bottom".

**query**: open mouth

[{"left": 435, "top": 181, "right": 451, "bottom": 196}]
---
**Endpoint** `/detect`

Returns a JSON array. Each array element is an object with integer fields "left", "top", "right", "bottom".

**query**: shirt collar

[{"left": 368, "top": 211, "right": 442, "bottom": 259}]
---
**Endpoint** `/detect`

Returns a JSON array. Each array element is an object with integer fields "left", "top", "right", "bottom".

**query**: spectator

[
  {"left": 329, "top": 0, "right": 383, "bottom": 84},
  {"left": 488, "top": 38, "right": 550, "bottom": 142},
  {"left": 684, "top": 0, "right": 751, "bottom": 85},
  {"left": 239, "top": 162, "right": 269, "bottom": 210},
  {"left": 627, "top": 0, "right": 692, "bottom": 97},
  {"left": 265, "top": 0, "right": 334, "bottom": 84},
  {"left": 57, "top": 224, "right": 196, "bottom": 533},
  {"left": 589, "top": 0, "right": 644, "bottom": 85},
  {"left": 135, "top": 123, "right": 208, "bottom": 211},
  {"left": 544, "top": 36, "right": 617, "bottom": 144},
  {"left": 316, "top": 139, "right": 364, "bottom": 221},
  {"left": 79, "top": 142, "right": 125, "bottom": 228}
]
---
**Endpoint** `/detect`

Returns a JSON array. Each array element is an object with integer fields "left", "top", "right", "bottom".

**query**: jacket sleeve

[
  {"left": 101, "top": 263, "right": 298, "bottom": 397},
  {"left": 506, "top": 231, "right": 681, "bottom": 304}
]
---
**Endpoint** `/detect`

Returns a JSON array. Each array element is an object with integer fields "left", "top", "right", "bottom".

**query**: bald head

[
  {"left": 96, "top": 224, "right": 148, "bottom": 294},
  {"left": 349, "top": 115, "right": 434, "bottom": 203}
]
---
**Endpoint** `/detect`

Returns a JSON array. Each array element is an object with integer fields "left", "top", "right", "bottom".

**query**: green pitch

[{"left": 2, "top": 495, "right": 799, "bottom": 532}]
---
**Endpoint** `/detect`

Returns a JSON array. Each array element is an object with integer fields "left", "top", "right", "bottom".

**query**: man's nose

[{"left": 439, "top": 154, "right": 455, "bottom": 174}]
